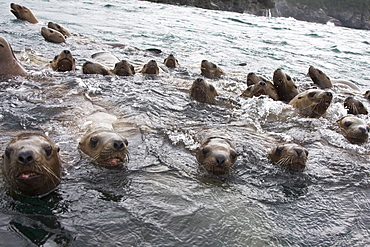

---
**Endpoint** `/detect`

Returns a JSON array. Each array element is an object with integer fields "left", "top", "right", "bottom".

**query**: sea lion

[
  {"left": 196, "top": 137, "right": 238, "bottom": 175},
  {"left": 337, "top": 116, "right": 369, "bottom": 144},
  {"left": 364, "top": 90, "right": 370, "bottom": 100},
  {"left": 241, "top": 80, "right": 279, "bottom": 100},
  {"left": 344, "top": 96, "right": 368, "bottom": 115},
  {"left": 269, "top": 143, "right": 308, "bottom": 171},
  {"left": 201, "top": 60, "right": 224, "bottom": 79},
  {"left": 190, "top": 78, "right": 219, "bottom": 104},
  {"left": 365, "top": 90, "right": 370, "bottom": 100},
  {"left": 289, "top": 88, "right": 333, "bottom": 118},
  {"left": 49, "top": 50, "right": 76, "bottom": 72},
  {"left": 0, "top": 37, "right": 27, "bottom": 76},
  {"left": 2, "top": 132, "right": 61, "bottom": 197},
  {"left": 79, "top": 112, "right": 129, "bottom": 167},
  {"left": 308, "top": 66, "right": 332, "bottom": 89},
  {"left": 10, "top": 3, "right": 38, "bottom": 24},
  {"left": 82, "top": 61, "right": 113, "bottom": 75},
  {"left": 163, "top": 54, "right": 179, "bottom": 68},
  {"left": 112, "top": 60, "right": 135, "bottom": 76},
  {"left": 139, "top": 60, "right": 159, "bottom": 75},
  {"left": 47, "top": 22, "right": 71, "bottom": 37},
  {"left": 41, "top": 27, "right": 66, "bottom": 44},
  {"left": 246, "top": 72, "right": 269, "bottom": 86},
  {"left": 273, "top": 69, "right": 298, "bottom": 102}
]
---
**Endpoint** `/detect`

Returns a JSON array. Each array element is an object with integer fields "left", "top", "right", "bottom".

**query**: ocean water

[{"left": 0, "top": 0, "right": 370, "bottom": 246}]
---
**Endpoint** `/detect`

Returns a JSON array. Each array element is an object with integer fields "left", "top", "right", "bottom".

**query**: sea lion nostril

[
  {"left": 18, "top": 151, "right": 34, "bottom": 165},
  {"left": 113, "top": 140, "right": 124, "bottom": 150}
]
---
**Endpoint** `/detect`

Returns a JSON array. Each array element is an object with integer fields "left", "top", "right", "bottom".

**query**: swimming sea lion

[
  {"left": 139, "top": 60, "right": 159, "bottom": 75},
  {"left": 10, "top": 3, "right": 38, "bottom": 24},
  {"left": 47, "top": 22, "right": 71, "bottom": 37},
  {"left": 269, "top": 143, "right": 308, "bottom": 171},
  {"left": 196, "top": 137, "right": 238, "bottom": 175},
  {"left": 308, "top": 66, "right": 332, "bottom": 89},
  {"left": 246, "top": 72, "right": 269, "bottom": 86},
  {"left": 190, "top": 78, "right": 219, "bottom": 104},
  {"left": 164, "top": 54, "right": 179, "bottom": 68},
  {"left": 289, "top": 88, "right": 333, "bottom": 118},
  {"left": 337, "top": 116, "right": 369, "bottom": 144},
  {"left": 344, "top": 96, "right": 368, "bottom": 115},
  {"left": 201, "top": 60, "right": 224, "bottom": 79},
  {"left": 0, "top": 37, "right": 27, "bottom": 77},
  {"left": 273, "top": 69, "right": 298, "bottom": 102},
  {"left": 41, "top": 27, "right": 66, "bottom": 44},
  {"left": 79, "top": 112, "right": 129, "bottom": 167},
  {"left": 241, "top": 80, "right": 279, "bottom": 100},
  {"left": 113, "top": 60, "right": 135, "bottom": 76},
  {"left": 2, "top": 132, "right": 61, "bottom": 197},
  {"left": 49, "top": 50, "right": 76, "bottom": 72},
  {"left": 82, "top": 61, "right": 113, "bottom": 75}
]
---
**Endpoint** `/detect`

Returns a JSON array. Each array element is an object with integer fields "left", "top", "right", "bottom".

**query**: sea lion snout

[
  {"left": 63, "top": 50, "right": 70, "bottom": 55},
  {"left": 113, "top": 139, "right": 127, "bottom": 151},
  {"left": 259, "top": 81, "right": 266, "bottom": 86},
  {"left": 17, "top": 150, "right": 34, "bottom": 165}
]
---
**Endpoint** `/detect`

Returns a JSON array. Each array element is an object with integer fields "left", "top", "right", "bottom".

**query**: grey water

[{"left": 0, "top": 0, "right": 370, "bottom": 246}]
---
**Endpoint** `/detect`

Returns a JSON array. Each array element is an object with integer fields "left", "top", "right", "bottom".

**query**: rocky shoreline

[{"left": 144, "top": 0, "right": 370, "bottom": 30}]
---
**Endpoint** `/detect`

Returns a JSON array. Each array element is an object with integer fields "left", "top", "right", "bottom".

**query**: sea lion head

[
  {"left": 50, "top": 50, "right": 76, "bottom": 72},
  {"left": 2, "top": 132, "right": 61, "bottom": 197},
  {"left": 190, "top": 78, "right": 219, "bottom": 104},
  {"left": 273, "top": 68, "right": 298, "bottom": 102},
  {"left": 269, "top": 143, "right": 308, "bottom": 171},
  {"left": 0, "top": 36, "right": 27, "bottom": 77},
  {"left": 246, "top": 72, "right": 267, "bottom": 86},
  {"left": 140, "top": 60, "right": 159, "bottom": 75},
  {"left": 82, "top": 61, "right": 112, "bottom": 75},
  {"left": 196, "top": 137, "right": 238, "bottom": 175},
  {"left": 289, "top": 89, "right": 333, "bottom": 117},
  {"left": 163, "top": 54, "right": 179, "bottom": 68},
  {"left": 41, "top": 27, "right": 66, "bottom": 44},
  {"left": 344, "top": 96, "right": 368, "bottom": 115},
  {"left": 79, "top": 130, "right": 129, "bottom": 167},
  {"left": 113, "top": 60, "right": 135, "bottom": 76},
  {"left": 337, "top": 116, "right": 369, "bottom": 144},
  {"left": 201, "top": 60, "right": 224, "bottom": 79},
  {"left": 47, "top": 22, "right": 71, "bottom": 37},
  {"left": 241, "top": 80, "right": 278, "bottom": 100},
  {"left": 308, "top": 66, "right": 332, "bottom": 89},
  {"left": 364, "top": 90, "right": 370, "bottom": 101},
  {"left": 10, "top": 3, "right": 38, "bottom": 24}
]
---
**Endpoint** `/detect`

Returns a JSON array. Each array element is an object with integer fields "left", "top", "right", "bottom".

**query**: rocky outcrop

[
  {"left": 144, "top": 0, "right": 370, "bottom": 30},
  {"left": 274, "top": 0, "right": 370, "bottom": 30}
]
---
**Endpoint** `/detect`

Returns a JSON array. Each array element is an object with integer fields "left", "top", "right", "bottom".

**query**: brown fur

[
  {"left": 50, "top": 50, "right": 76, "bottom": 72},
  {"left": 10, "top": 3, "right": 38, "bottom": 24},
  {"left": 344, "top": 97, "right": 368, "bottom": 115},
  {"left": 41, "top": 27, "right": 66, "bottom": 43},
  {"left": 164, "top": 54, "right": 179, "bottom": 68},
  {"left": 289, "top": 89, "right": 333, "bottom": 118},
  {"left": 337, "top": 116, "right": 369, "bottom": 144},
  {"left": 269, "top": 143, "right": 308, "bottom": 171},
  {"left": 273, "top": 69, "right": 298, "bottom": 102},
  {"left": 48, "top": 22, "right": 71, "bottom": 37},
  {"left": 2, "top": 132, "right": 61, "bottom": 196},
  {"left": 82, "top": 61, "right": 113, "bottom": 75},
  {"left": 190, "top": 78, "right": 219, "bottom": 104},
  {"left": 308, "top": 66, "right": 332, "bottom": 89},
  {"left": 246, "top": 72, "right": 268, "bottom": 86},
  {"left": 196, "top": 137, "right": 237, "bottom": 175},
  {"left": 139, "top": 60, "right": 159, "bottom": 75},
  {"left": 241, "top": 80, "right": 279, "bottom": 100},
  {"left": 0, "top": 36, "right": 27, "bottom": 76},
  {"left": 113, "top": 60, "right": 135, "bottom": 76},
  {"left": 201, "top": 60, "right": 224, "bottom": 79}
]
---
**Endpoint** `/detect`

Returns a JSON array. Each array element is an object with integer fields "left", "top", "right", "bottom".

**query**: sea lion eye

[
  {"left": 209, "top": 85, "right": 215, "bottom": 92},
  {"left": 5, "top": 147, "right": 12, "bottom": 158},
  {"left": 212, "top": 64, "right": 217, "bottom": 69},
  {"left": 123, "top": 138, "right": 128, "bottom": 146},
  {"left": 308, "top": 92, "right": 316, "bottom": 98},
  {"left": 44, "top": 145, "right": 53, "bottom": 156},
  {"left": 305, "top": 150, "right": 309, "bottom": 156},
  {"left": 344, "top": 122, "right": 352, "bottom": 128},
  {"left": 358, "top": 102, "right": 364, "bottom": 108},
  {"left": 202, "top": 147, "right": 211, "bottom": 156},
  {"left": 50, "top": 30, "right": 54, "bottom": 33},
  {"left": 275, "top": 146, "right": 284, "bottom": 156},
  {"left": 286, "top": 75, "right": 291, "bottom": 80},
  {"left": 247, "top": 86, "right": 252, "bottom": 91},
  {"left": 53, "top": 55, "right": 58, "bottom": 61},
  {"left": 90, "top": 136, "right": 99, "bottom": 148},
  {"left": 0, "top": 44, "right": 4, "bottom": 48},
  {"left": 230, "top": 151, "right": 238, "bottom": 160}
]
